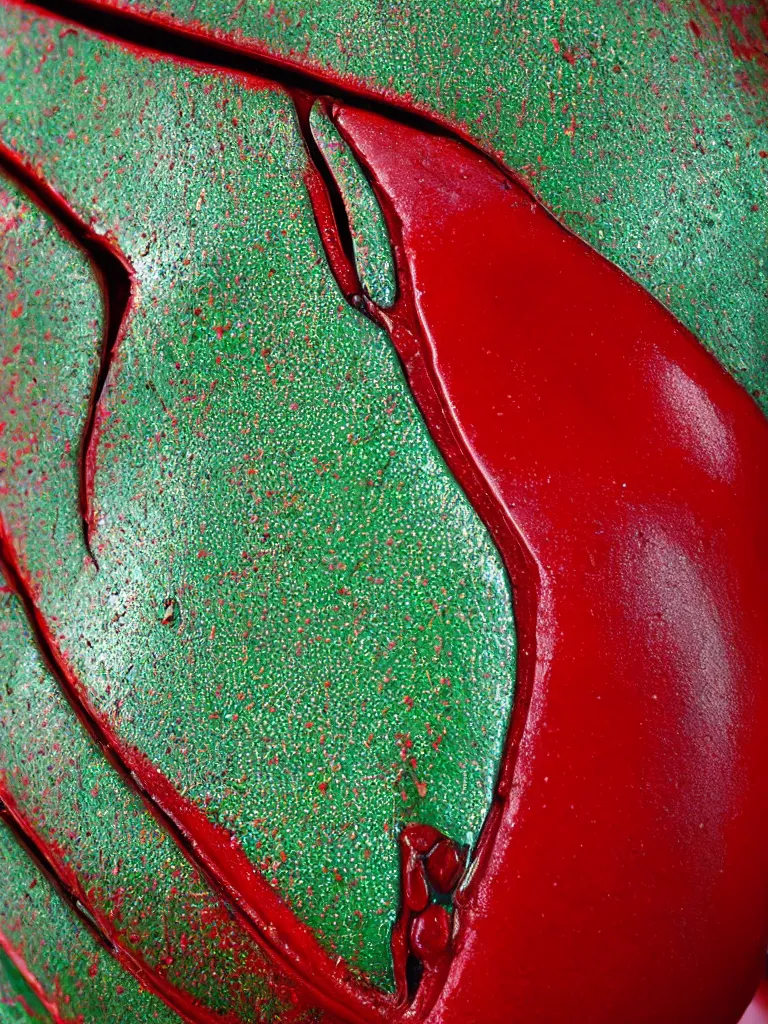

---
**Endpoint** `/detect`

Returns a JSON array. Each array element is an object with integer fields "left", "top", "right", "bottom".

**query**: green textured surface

[
  {"left": 309, "top": 103, "right": 396, "bottom": 308},
  {"left": 0, "top": 948, "right": 53, "bottom": 1023},
  {"left": 89, "top": 0, "right": 767, "bottom": 412},
  {"left": 0, "top": 6, "right": 516, "bottom": 989},
  {"left": 0, "top": 183, "right": 315, "bottom": 1023},
  {"left": 0, "top": 816, "right": 188, "bottom": 1024}
]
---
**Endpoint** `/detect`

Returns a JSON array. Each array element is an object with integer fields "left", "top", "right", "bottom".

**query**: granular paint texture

[
  {"left": 0, "top": 6, "right": 516, "bottom": 992},
  {"left": 63, "top": 0, "right": 768, "bottom": 411}
]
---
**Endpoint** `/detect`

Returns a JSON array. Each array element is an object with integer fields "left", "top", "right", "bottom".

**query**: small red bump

[
  {"left": 404, "top": 857, "right": 429, "bottom": 912},
  {"left": 426, "top": 839, "right": 465, "bottom": 893},
  {"left": 401, "top": 822, "right": 442, "bottom": 854},
  {"left": 410, "top": 904, "right": 451, "bottom": 960}
]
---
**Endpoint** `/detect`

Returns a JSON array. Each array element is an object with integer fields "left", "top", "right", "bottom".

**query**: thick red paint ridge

[
  {"left": 0, "top": 6, "right": 765, "bottom": 1020},
  {"left": 0, "top": 793, "right": 243, "bottom": 1024},
  {"left": 333, "top": 104, "right": 768, "bottom": 1024},
  {"left": 0, "top": 523, "right": 382, "bottom": 1024}
]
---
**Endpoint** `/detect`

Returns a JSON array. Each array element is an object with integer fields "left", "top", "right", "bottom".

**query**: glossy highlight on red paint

[
  {"left": 0, "top": 5, "right": 765, "bottom": 1022},
  {"left": 332, "top": 104, "right": 768, "bottom": 1024}
]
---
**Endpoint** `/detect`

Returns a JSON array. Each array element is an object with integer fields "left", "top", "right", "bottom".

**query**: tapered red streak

[
  {"left": 0, "top": 522, "right": 387, "bottom": 1024},
  {"left": 0, "top": 146, "right": 132, "bottom": 560}
]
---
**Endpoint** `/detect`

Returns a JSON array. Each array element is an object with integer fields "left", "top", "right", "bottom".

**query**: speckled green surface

[
  {"left": 81, "top": 0, "right": 768, "bottom": 412},
  {"left": 0, "top": 6, "right": 516, "bottom": 989},
  {"left": 0, "top": 947, "right": 53, "bottom": 1023},
  {"left": 309, "top": 103, "right": 396, "bottom": 308},
  {"left": 0, "top": 178, "right": 317, "bottom": 1023},
  {"left": 0, "top": 816, "right": 189, "bottom": 1024}
]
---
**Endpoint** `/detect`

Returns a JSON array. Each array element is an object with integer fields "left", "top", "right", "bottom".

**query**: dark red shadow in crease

[
  {"left": 0, "top": 3, "right": 765, "bottom": 1022},
  {"left": 0, "top": 145, "right": 132, "bottom": 562}
]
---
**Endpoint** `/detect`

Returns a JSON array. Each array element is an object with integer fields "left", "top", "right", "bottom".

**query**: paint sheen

[
  {"left": 0, "top": 5, "right": 516, "bottom": 991},
  {"left": 59, "top": 0, "right": 768, "bottom": 416}
]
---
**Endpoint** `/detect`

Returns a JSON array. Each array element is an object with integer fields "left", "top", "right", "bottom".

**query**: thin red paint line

[
  {"left": 0, "top": 519, "right": 390, "bottom": 1024},
  {"left": 0, "top": 141, "right": 133, "bottom": 562},
  {"left": 0, "top": 926, "right": 73, "bottom": 1024},
  {"left": 0, "top": 790, "right": 244, "bottom": 1024},
  {"left": 0, "top": 4, "right": 541, "bottom": 1018},
  {"left": 292, "top": 91, "right": 362, "bottom": 302}
]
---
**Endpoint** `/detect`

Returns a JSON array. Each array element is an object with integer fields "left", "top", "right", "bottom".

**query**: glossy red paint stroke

[
  {"left": 0, "top": 9, "right": 766, "bottom": 1021},
  {"left": 330, "top": 104, "right": 768, "bottom": 1024},
  {"left": 0, "top": 786, "right": 270, "bottom": 1024},
  {"left": 0, "top": 517, "right": 381, "bottom": 1024}
]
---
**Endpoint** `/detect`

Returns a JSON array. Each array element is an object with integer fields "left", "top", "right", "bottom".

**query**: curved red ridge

[
  {"left": 333, "top": 104, "right": 768, "bottom": 1024},
  {"left": 0, "top": 796, "right": 241, "bottom": 1024},
  {"left": 0, "top": 136, "right": 386, "bottom": 1023},
  {"left": 0, "top": 142, "right": 133, "bottom": 561},
  {"left": 0, "top": 516, "right": 388, "bottom": 1024},
  {"left": 0, "top": 5, "right": 766, "bottom": 1021}
]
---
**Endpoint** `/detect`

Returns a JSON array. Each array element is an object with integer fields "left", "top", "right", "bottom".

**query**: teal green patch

[
  {"left": 0, "top": 817, "right": 187, "bottom": 1024},
  {"left": 87, "top": 0, "right": 767, "bottom": 412},
  {"left": 0, "top": 948, "right": 53, "bottom": 1023},
  {"left": 0, "top": 176, "right": 329, "bottom": 1021},
  {"left": 0, "top": 8, "right": 516, "bottom": 988},
  {"left": 310, "top": 102, "right": 396, "bottom": 307},
  {"left": 0, "top": 578, "right": 308, "bottom": 1022}
]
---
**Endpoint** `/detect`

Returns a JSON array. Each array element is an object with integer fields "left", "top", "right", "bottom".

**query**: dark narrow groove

[
  {"left": 0, "top": 529, "right": 389, "bottom": 1024},
  {"left": 0, "top": 563, "right": 245, "bottom": 1024},
  {"left": 295, "top": 96, "right": 357, "bottom": 269},
  {"left": 0, "top": 801, "right": 107, "bottom": 948},
  {"left": 292, "top": 92, "right": 363, "bottom": 305},
  {"left": 21, "top": 0, "right": 456, "bottom": 145},
  {"left": 0, "top": 147, "right": 133, "bottom": 565},
  {"left": 0, "top": 7, "right": 533, "bottom": 1020},
  {"left": 0, "top": 797, "right": 231, "bottom": 1024}
]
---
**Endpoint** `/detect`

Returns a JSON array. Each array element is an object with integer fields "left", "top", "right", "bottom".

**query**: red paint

[
  {"left": 424, "top": 841, "right": 464, "bottom": 895},
  {"left": 401, "top": 824, "right": 444, "bottom": 856},
  {"left": 0, "top": 7, "right": 766, "bottom": 1019},
  {"left": 0, "top": 765, "right": 259, "bottom": 1024},
  {"left": 331, "top": 104, "right": 768, "bottom": 1024},
  {"left": 0, "top": 925, "right": 74, "bottom": 1024},
  {"left": 410, "top": 906, "right": 451, "bottom": 961},
  {"left": 0, "top": 524, "right": 376, "bottom": 1024},
  {"left": 0, "top": 141, "right": 132, "bottom": 561},
  {"left": 740, "top": 982, "right": 768, "bottom": 1024},
  {"left": 403, "top": 859, "right": 429, "bottom": 913}
]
